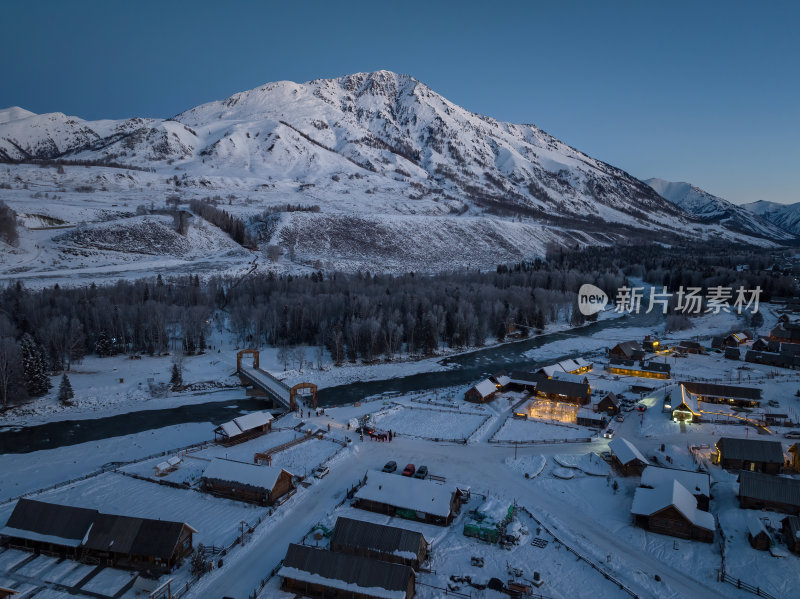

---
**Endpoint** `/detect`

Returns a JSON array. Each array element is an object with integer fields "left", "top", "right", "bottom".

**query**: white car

[
  {"left": 783, "top": 431, "right": 800, "bottom": 440},
  {"left": 603, "top": 428, "right": 615, "bottom": 439},
  {"left": 313, "top": 466, "right": 330, "bottom": 478},
  {"left": 615, "top": 414, "right": 625, "bottom": 422}
]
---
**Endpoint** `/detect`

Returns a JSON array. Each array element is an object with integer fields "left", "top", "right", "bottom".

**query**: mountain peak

[{"left": 0, "top": 106, "right": 37, "bottom": 124}]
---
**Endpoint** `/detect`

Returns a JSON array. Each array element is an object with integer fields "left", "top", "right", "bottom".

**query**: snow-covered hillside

[
  {"left": 742, "top": 199, "right": 800, "bottom": 236},
  {"left": 0, "top": 72, "right": 791, "bottom": 281},
  {"left": 645, "top": 178, "right": 795, "bottom": 241}
]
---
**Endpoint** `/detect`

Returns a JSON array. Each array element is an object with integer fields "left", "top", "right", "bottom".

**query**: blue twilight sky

[{"left": 2, "top": 1, "right": 798, "bottom": 204}]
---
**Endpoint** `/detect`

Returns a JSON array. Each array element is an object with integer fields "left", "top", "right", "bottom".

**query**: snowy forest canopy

[{"left": 0, "top": 244, "right": 795, "bottom": 406}]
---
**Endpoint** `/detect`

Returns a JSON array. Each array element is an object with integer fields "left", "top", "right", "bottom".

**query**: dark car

[
  {"left": 382, "top": 460, "right": 397, "bottom": 473},
  {"left": 402, "top": 463, "right": 415, "bottom": 477},
  {"left": 413, "top": 465, "right": 428, "bottom": 479}
]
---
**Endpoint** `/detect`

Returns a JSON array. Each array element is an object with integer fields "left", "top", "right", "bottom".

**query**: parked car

[
  {"left": 784, "top": 431, "right": 800, "bottom": 439},
  {"left": 623, "top": 405, "right": 635, "bottom": 412},
  {"left": 402, "top": 463, "right": 416, "bottom": 477},
  {"left": 413, "top": 465, "right": 428, "bottom": 479},
  {"left": 615, "top": 414, "right": 625, "bottom": 422},
  {"left": 768, "top": 400, "right": 780, "bottom": 408},
  {"left": 637, "top": 404, "right": 646, "bottom": 412},
  {"left": 382, "top": 460, "right": 397, "bottom": 473},
  {"left": 313, "top": 465, "right": 329, "bottom": 479},
  {"left": 603, "top": 428, "right": 615, "bottom": 439}
]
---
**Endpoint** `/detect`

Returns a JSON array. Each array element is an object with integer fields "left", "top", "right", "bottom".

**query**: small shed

[
  {"left": 465, "top": 379, "right": 498, "bottom": 403},
  {"left": 714, "top": 438, "right": 784, "bottom": 474},
  {"left": 330, "top": 517, "right": 428, "bottom": 569},
  {"left": 631, "top": 480, "right": 714, "bottom": 543},
  {"left": 609, "top": 437, "right": 649, "bottom": 476},
  {"left": 214, "top": 411, "right": 274, "bottom": 445},
  {"left": 747, "top": 516, "right": 771, "bottom": 550},
  {"left": 279, "top": 543, "right": 416, "bottom": 599},
  {"left": 201, "top": 458, "right": 294, "bottom": 505},
  {"left": 781, "top": 515, "right": 800, "bottom": 554},
  {"left": 353, "top": 470, "right": 461, "bottom": 526},
  {"left": 576, "top": 408, "right": 607, "bottom": 429}
]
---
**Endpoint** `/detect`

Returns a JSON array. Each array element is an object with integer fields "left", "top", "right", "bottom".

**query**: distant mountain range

[{"left": 0, "top": 71, "right": 794, "bottom": 278}]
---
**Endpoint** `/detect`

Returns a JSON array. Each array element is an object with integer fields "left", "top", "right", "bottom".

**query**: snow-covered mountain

[
  {"left": 742, "top": 200, "right": 800, "bottom": 237},
  {"left": 645, "top": 178, "right": 795, "bottom": 242},
  {"left": 0, "top": 72, "right": 790, "bottom": 280}
]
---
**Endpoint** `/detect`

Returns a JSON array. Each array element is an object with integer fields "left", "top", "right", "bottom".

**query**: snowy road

[{"left": 189, "top": 433, "right": 729, "bottom": 599}]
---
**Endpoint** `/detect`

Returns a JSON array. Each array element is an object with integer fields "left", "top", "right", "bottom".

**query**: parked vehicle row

[{"left": 382, "top": 460, "right": 429, "bottom": 479}]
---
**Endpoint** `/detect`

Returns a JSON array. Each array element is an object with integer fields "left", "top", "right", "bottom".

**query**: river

[{"left": 0, "top": 311, "right": 660, "bottom": 453}]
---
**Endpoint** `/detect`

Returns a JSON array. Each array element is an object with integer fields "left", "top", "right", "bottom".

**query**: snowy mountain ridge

[
  {"left": 0, "top": 72, "right": 792, "bottom": 281},
  {"left": 645, "top": 178, "right": 795, "bottom": 241},
  {"left": 742, "top": 200, "right": 800, "bottom": 237}
]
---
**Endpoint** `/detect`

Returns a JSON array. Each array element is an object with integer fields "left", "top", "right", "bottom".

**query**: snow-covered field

[
  {"left": 492, "top": 417, "right": 593, "bottom": 442},
  {"left": 371, "top": 405, "right": 489, "bottom": 442}
]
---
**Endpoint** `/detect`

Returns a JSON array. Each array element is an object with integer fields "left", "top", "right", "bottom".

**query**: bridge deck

[{"left": 240, "top": 366, "right": 291, "bottom": 408}]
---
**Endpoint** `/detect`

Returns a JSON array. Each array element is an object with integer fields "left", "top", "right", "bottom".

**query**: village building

[
  {"left": 642, "top": 335, "right": 662, "bottom": 352},
  {"left": 674, "top": 340, "right": 704, "bottom": 354},
  {"left": 609, "top": 340, "right": 645, "bottom": 360},
  {"left": 607, "top": 358, "right": 671, "bottom": 379},
  {"left": 201, "top": 458, "right": 294, "bottom": 505},
  {"left": 82, "top": 513, "right": 196, "bottom": 572},
  {"left": 279, "top": 543, "right": 416, "bottom": 599},
  {"left": 551, "top": 370, "right": 590, "bottom": 385},
  {"left": 0, "top": 588, "right": 15, "bottom": 598},
  {"left": 738, "top": 471, "right": 800, "bottom": 514},
  {"left": 213, "top": 411, "right": 274, "bottom": 445},
  {"left": 593, "top": 391, "right": 620, "bottom": 417},
  {"left": 0, "top": 499, "right": 97, "bottom": 558},
  {"left": 680, "top": 382, "right": 761, "bottom": 408},
  {"left": 353, "top": 470, "right": 462, "bottom": 526},
  {"left": 724, "top": 332, "right": 750, "bottom": 346},
  {"left": 711, "top": 336, "right": 725, "bottom": 349},
  {"left": 0, "top": 499, "right": 195, "bottom": 573},
  {"left": 330, "top": 517, "right": 428, "bottom": 569},
  {"left": 609, "top": 437, "right": 649, "bottom": 476},
  {"left": 745, "top": 349, "right": 800, "bottom": 369},
  {"left": 630, "top": 480, "right": 714, "bottom": 542},
  {"left": 751, "top": 337, "right": 771, "bottom": 351},
  {"left": 714, "top": 437, "right": 784, "bottom": 474},
  {"left": 747, "top": 516, "right": 771, "bottom": 550},
  {"left": 504, "top": 371, "right": 543, "bottom": 392},
  {"left": 535, "top": 378, "right": 590, "bottom": 405},
  {"left": 770, "top": 323, "right": 800, "bottom": 343},
  {"left": 781, "top": 515, "right": 800, "bottom": 554},
  {"left": 464, "top": 378, "right": 498, "bottom": 403},
  {"left": 640, "top": 466, "right": 711, "bottom": 510},
  {"left": 575, "top": 408, "right": 607, "bottom": 429},
  {"left": 724, "top": 347, "right": 740, "bottom": 360},
  {"left": 489, "top": 373, "right": 511, "bottom": 390},
  {"left": 671, "top": 386, "right": 701, "bottom": 423},
  {"left": 789, "top": 443, "right": 800, "bottom": 471}
]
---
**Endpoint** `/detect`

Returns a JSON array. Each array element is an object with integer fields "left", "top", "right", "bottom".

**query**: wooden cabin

[
  {"left": 0, "top": 499, "right": 195, "bottom": 574},
  {"left": 640, "top": 466, "right": 711, "bottom": 511},
  {"left": 201, "top": 458, "right": 294, "bottom": 505},
  {"left": 279, "top": 543, "right": 416, "bottom": 599},
  {"left": 353, "top": 470, "right": 461, "bottom": 526},
  {"left": 593, "top": 392, "right": 620, "bottom": 416},
  {"left": 609, "top": 340, "right": 645, "bottom": 360},
  {"left": 738, "top": 471, "right": 800, "bottom": 515},
  {"left": 214, "top": 411, "right": 273, "bottom": 445},
  {"left": 675, "top": 340, "right": 704, "bottom": 354},
  {"left": 631, "top": 480, "right": 714, "bottom": 543},
  {"left": 0, "top": 499, "right": 97, "bottom": 558},
  {"left": 535, "top": 378, "right": 590, "bottom": 405},
  {"left": 724, "top": 347, "right": 740, "bottom": 360},
  {"left": 770, "top": 323, "right": 800, "bottom": 343},
  {"left": 608, "top": 437, "right": 649, "bottom": 476},
  {"left": 82, "top": 513, "right": 196, "bottom": 573},
  {"left": 576, "top": 408, "right": 607, "bottom": 429},
  {"left": 725, "top": 332, "right": 750, "bottom": 346},
  {"left": 607, "top": 358, "right": 670, "bottom": 379},
  {"left": 747, "top": 517, "right": 771, "bottom": 550},
  {"left": 745, "top": 350, "right": 800, "bottom": 369},
  {"left": 551, "top": 370, "right": 590, "bottom": 385},
  {"left": 680, "top": 382, "right": 761, "bottom": 408},
  {"left": 330, "top": 517, "right": 428, "bottom": 569},
  {"left": 672, "top": 386, "right": 701, "bottom": 423},
  {"left": 789, "top": 443, "right": 800, "bottom": 471},
  {"left": 465, "top": 379, "right": 498, "bottom": 403},
  {"left": 781, "top": 516, "right": 800, "bottom": 554},
  {"left": 0, "top": 589, "right": 16, "bottom": 599},
  {"left": 714, "top": 438, "right": 783, "bottom": 474}
]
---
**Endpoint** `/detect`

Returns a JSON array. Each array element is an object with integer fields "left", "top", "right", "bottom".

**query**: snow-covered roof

[
  {"left": 747, "top": 515, "right": 768, "bottom": 539},
  {"left": 539, "top": 364, "right": 562, "bottom": 377},
  {"left": 0, "top": 525, "right": 85, "bottom": 548},
  {"left": 471, "top": 379, "right": 497, "bottom": 398},
  {"left": 676, "top": 385, "right": 700, "bottom": 415},
  {"left": 609, "top": 437, "right": 649, "bottom": 466},
  {"left": 201, "top": 458, "right": 288, "bottom": 490},
  {"left": 631, "top": 480, "right": 715, "bottom": 532},
  {"left": 552, "top": 371, "right": 586, "bottom": 384},
  {"left": 355, "top": 470, "right": 456, "bottom": 518},
  {"left": 495, "top": 375, "right": 511, "bottom": 387},
  {"left": 214, "top": 410, "right": 273, "bottom": 438},
  {"left": 641, "top": 466, "right": 710, "bottom": 497},
  {"left": 167, "top": 456, "right": 182, "bottom": 467}
]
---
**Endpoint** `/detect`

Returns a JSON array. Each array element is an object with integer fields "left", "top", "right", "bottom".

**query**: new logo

[{"left": 578, "top": 284, "right": 607, "bottom": 316}]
